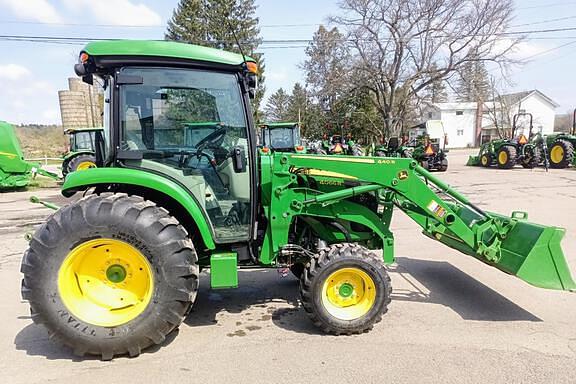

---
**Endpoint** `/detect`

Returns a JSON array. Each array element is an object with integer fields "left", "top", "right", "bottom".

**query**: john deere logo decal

[{"left": 398, "top": 170, "right": 408, "bottom": 180}]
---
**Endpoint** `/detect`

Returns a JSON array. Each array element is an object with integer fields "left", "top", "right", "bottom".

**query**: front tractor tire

[
  {"left": 480, "top": 153, "right": 492, "bottom": 167},
  {"left": 300, "top": 243, "right": 391, "bottom": 335},
  {"left": 21, "top": 193, "right": 198, "bottom": 360},
  {"left": 497, "top": 146, "right": 517, "bottom": 169},
  {"left": 549, "top": 140, "right": 574, "bottom": 169},
  {"left": 66, "top": 154, "right": 97, "bottom": 175}
]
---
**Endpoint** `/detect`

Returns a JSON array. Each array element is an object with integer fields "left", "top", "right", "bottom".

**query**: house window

[
  {"left": 455, "top": 110, "right": 464, "bottom": 116},
  {"left": 457, "top": 130, "right": 464, "bottom": 136}
]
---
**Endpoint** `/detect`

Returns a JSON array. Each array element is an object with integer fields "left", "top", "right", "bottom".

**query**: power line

[
  {"left": 511, "top": 15, "right": 576, "bottom": 28},
  {"left": 517, "top": 1, "right": 576, "bottom": 10},
  {"left": 1, "top": 26, "right": 576, "bottom": 48}
]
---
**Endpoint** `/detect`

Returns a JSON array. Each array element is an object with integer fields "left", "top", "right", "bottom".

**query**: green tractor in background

[
  {"left": 316, "top": 133, "right": 364, "bottom": 156},
  {"left": 370, "top": 136, "right": 412, "bottom": 158},
  {"left": 62, "top": 127, "right": 103, "bottom": 176},
  {"left": 546, "top": 109, "right": 576, "bottom": 168},
  {"left": 468, "top": 113, "right": 545, "bottom": 169},
  {"left": 21, "top": 40, "right": 576, "bottom": 360},
  {"left": 0, "top": 121, "right": 59, "bottom": 189},
  {"left": 407, "top": 120, "right": 449, "bottom": 172},
  {"left": 259, "top": 122, "right": 305, "bottom": 153}
]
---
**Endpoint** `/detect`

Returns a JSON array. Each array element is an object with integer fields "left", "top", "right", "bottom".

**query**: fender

[{"left": 62, "top": 167, "right": 216, "bottom": 249}]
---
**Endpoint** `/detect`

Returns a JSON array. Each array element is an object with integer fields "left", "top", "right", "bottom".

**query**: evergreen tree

[
  {"left": 264, "top": 88, "right": 290, "bottom": 122},
  {"left": 302, "top": 25, "right": 350, "bottom": 112},
  {"left": 286, "top": 83, "right": 308, "bottom": 124},
  {"left": 423, "top": 64, "right": 448, "bottom": 103},
  {"left": 456, "top": 58, "right": 490, "bottom": 102},
  {"left": 165, "top": 0, "right": 266, "bottom": 119}
]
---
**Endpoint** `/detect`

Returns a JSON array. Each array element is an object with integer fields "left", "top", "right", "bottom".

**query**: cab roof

[
  {"left": 83, "top": 40, "right": 255, "bottom": 67},
  {"left": 64, "top": 127, "right": 104, "bottom": 134},
  {"left": 260, "top": 122, "right": 299, "bottom": 129}
]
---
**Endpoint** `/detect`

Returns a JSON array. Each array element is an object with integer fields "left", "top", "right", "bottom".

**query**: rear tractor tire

[
  {"left": 549, "top": 140, "right": 574, "bottom": 169},
  {"left": 521, "top": 146, "right": 541, "bottom": 169},
  {"left": 439, "top": 158, "right": 448, "bottom": 172},
  {"left": 67, "top": 154, "right": 97, "bottom": 174},
  {"left": 497, "top": 146, "right": 517, "bottom": 169},
  {"left": 21, "top": 193, "right": 198, "bottom": 360},
  {"left": 299, "top": 243, "right": 391, "bottom": 335}
]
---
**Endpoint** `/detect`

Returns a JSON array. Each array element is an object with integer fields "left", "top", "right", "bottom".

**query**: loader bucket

[
  {"left": 466, "top": 155, "right": 480, "bottom": 166},
  {"left": 495, "top": 221, "right": 576, "bottom": 291}
]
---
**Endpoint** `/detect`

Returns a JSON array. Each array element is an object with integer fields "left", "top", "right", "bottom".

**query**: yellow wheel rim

[
  {"left": 322, "top": 268, "right": 376, "bottom": 321},
  {"left": 58, "top": 238, "right": 154, "bottom": 327},
  {"left": 481, "top": 155, "right": 488, "bottom": 166},
  {"left": 550, "top": 145, "right": 564, "bottom": 164},
  {"left": 76, "top": 161, "right": 96, "bottom": 171},
  {"left": 498, "top": 151, "right": 508, "bottom": 165}
]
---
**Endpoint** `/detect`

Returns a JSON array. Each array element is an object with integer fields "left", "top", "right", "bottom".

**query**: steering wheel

[{"left": 196, "top": 126, "right": 227, "bottom": 152}]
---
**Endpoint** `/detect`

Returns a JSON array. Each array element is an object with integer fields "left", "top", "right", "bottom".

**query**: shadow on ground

[
  {"left": 392, "top": 257, "right": 541, "bottom": 322},
  {"left": 14, "top": 257, "right": 539, "bottom": 360}
]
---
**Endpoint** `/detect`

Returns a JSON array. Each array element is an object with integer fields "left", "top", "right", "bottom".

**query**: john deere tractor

[
  {"left": 0, "top": 121, "right": 59, "bottom": 189},
  {"left": 316, "top": 133, "right": 363, "bottom": 156},
  {"left": 468, "top": 113, "right": 544, "bottom": 169},
  {"left": 401, "top": 121, "right": 449, "bottom": 172},
  {"left": 371, "top": 136, "right": 412, "bottom": 158},
  {"left": 62, "top": 127, "right": 103, "bottom": 176},
  {"left": 546, "top": 109, "right": 576, "bottom": 168},
  {"left": 21, "top": 41, "right": 575, "bottom": 360},
  {"left": 259, "top": 122, "right": 305, "bottom": 153}
]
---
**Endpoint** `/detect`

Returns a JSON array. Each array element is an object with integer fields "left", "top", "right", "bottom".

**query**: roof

[
  {"left": 425, "top": 102, "right": 478, "bottom": 110},
  {"left": 490, "top": 90, "right": 559, "bottom": 108},
  {"left": 64, "top": 127, "right": 104, "bottom": 134},
  {"left": 83, "top": 40, "right": 254, "bottom": 67},
  {"left": 260, "top": 122, "right": 299, "bottom": 129}
]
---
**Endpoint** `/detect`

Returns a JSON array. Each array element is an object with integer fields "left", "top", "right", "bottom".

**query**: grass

[{"left": 14, "top": 125, "right": 67, "bottom": 159}]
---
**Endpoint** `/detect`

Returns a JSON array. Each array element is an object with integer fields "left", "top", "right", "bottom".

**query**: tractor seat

[{"left": 388, "top": 137, "right": 399, "bottom": 151}]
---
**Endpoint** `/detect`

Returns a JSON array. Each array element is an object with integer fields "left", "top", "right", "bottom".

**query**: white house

[{"left": 421, "top": 90, "right": 559, "bottom": 148}]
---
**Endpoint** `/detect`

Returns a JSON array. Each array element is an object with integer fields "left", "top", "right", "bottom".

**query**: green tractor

[
  {"left": 21, "top": 40, "right": 576, "bottom": 360},
  {"left": 546, "top": 109, "right": 576, "bottom": 168},
  {"left": 316, "top": 133, "right": 363, "bottom": 156},
  {"left": 62, "top": 127, "right": 103, "bottom": 176},
  {"left": 0, "top": 121, "right": 59, "bottom": 189},
  {"left": 407, "top": 121, "right": 449, "bottom": 172},
  {"left": 468, "top": 113, "right": 544, "bottom": 169},
  {"left": 371, "top": 136, "right": 412, "bottom": 158},
  {"left": 259, "top": 122, "right": 305, "bottom": 153}
]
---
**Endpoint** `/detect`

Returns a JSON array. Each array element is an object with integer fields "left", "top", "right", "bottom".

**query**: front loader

[
  {"left": 0, "top": 121, "right": 59, "bottom": 189},
  {"left": 21, "top": 41, "right": 575, "bottom": 360}
]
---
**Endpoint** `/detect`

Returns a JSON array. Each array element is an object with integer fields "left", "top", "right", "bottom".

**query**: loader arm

[{"left": 263, "top": 153, "right": 575, "bottom": 291}]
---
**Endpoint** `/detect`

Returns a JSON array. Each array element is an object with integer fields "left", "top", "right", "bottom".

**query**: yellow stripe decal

[
  {"left": 0, "top": 151, "right": 17, "bottom": 158},
  {"left": 305, "top": 169, "right": 358, "bottom": 180},
  {"left": 291, "top": 155, "right": 375, "bottom": 164}
]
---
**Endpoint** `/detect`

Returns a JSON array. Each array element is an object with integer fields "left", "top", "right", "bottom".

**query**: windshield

[
  {"left": 262, "top": 126, "right": 299, "bottom": 149},
  {"left": 119, "top": 67, "right": 247, "bottom": 152},
  {"left": 71, "top": 131, "right": 95, "bottom": 152}
]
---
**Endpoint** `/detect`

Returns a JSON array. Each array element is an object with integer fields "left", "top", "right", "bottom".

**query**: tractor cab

[
  {"left": 62, "top": 127, "right": 104, "bottom": 176},
  {"left": 72, "top": 41, "right": 258, "bottom": 243},
  {"left": 259, "top": 122, "right": 304, "bottom": 152}
]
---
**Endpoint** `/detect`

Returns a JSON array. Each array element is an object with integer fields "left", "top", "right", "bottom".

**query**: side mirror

[
  {"left": 82, "top": 74, "right": 93, "bottom": 85},
  {"left": 232, "top": 146, "right": 246, "bottom": 173},
  {"left": 246, "top": 73, "right": 257, "bottom": 99}
]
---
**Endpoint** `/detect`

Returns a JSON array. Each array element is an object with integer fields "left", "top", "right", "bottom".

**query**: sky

[{"left": 0, "top": 0, "right": 574, "bottom": 125}]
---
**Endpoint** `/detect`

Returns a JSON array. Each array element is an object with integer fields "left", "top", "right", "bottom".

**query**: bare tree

[{"left": 333, "top": 0, "right": 522, "bottom": 136}]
